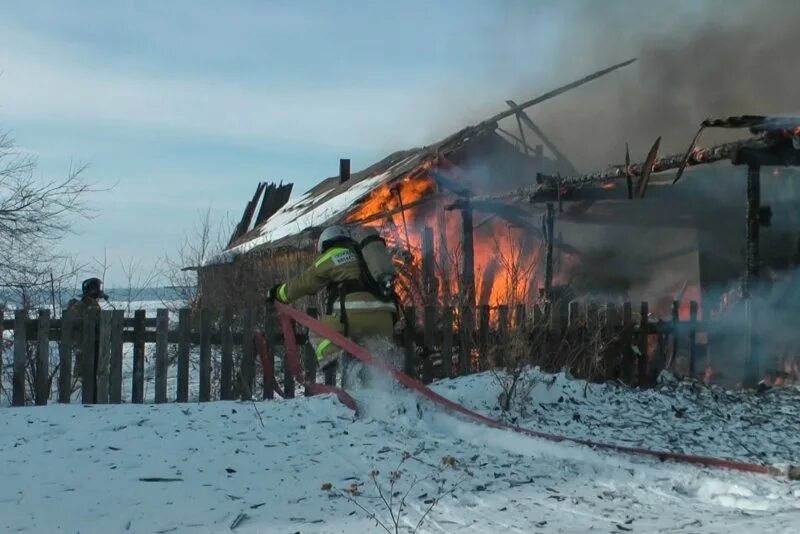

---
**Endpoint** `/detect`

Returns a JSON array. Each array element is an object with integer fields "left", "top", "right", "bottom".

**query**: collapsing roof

[{"left": 213, "top": 124, "right": 560, "bottom": 263}]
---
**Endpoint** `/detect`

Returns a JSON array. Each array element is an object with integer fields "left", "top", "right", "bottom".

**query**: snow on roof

[{"left": 211, "top": 170, "right": 392, "bottom": 264}]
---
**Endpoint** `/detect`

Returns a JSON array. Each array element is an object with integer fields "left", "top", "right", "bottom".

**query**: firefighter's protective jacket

[{"left": 275, "top": 245, "right": 395, "bottom": 361}]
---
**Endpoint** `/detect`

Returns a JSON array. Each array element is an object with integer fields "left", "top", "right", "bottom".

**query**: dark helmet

[{"left": 82, "top": 277, "right": 108, "bottom": 300}]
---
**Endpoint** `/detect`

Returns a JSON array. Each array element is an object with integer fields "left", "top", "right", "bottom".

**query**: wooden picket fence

[
  {"left": 1, "top": 307, "right": 309, "bottom": 407},
  {"left": 2, "top": 298, "right": 705, "bottom": 407}
]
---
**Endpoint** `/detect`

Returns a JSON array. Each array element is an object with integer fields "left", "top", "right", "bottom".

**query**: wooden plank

[
  {"left": 176, "top": 308, "right": 191, "bottom": 402},
  {"left": 131, "top": 309, "right": 146, "bottom": 404},
  {"left": 282, "top": 310, "right": 295, "bottom": 399},
  {"left": 239, "top": 308, "right": 254, "bottom": 400},
  {"left": 220, "top": 309, "right": 234, "bottom": 400},
  {"left": 458, "top": 305, "right": 472, "bottom": 375},
  {"left": 478, "top": 305, "right": 490, "bottom": 371},
  {"left": 81, "top": 308, "right": 98, "bottom": 404},
  {"left": 441, "top": 306, "right": 454, "bottom": 378},
  {"left": 638, "top": 302, "right": 649, "bottom": 386},
  {"left": 199, "top": 308, "right": 212, "bottom": 402},
  {"left": 262, "top": 305, "right": 276, "bottom": 399},
  {"left": 460, "top": 207, "right": 475, "bottom": 311},
  {"left": 96, "top": 310, "right": 113, "bottom": 404},
  {"left": 669, "top": 300, "right": 680, "bottom": 373},
  {"left": 688, "top": 301, "right": 698, "bottom": 378},
  {"left": 604, "top": 303, "right": 618, "bottom": 380},
  {"left": 543, "top": 203, "right": 555, "bottom": 319},
  {"left": 154, "top": 309, "right": 169, "bottom": 404},
  {"left": 422, "top": 304, "right": 435, "bottom": 384},
  {"left": 13, "top": 309, "right": 27, "bottom": 406},
  {"left": 35, "top": 309, "right": 50, "bottom": 406},
  {"left": 497, "top": 305, "right": 509, "bottom": 368},
  {"left": 586, "top": 302, "right": 599, "bottom": 332},
  {"left": 568, "top": 301, "right": 581, "bottom": 328},
  {"left": 403, "top": 306, "right": 417, "bottom": 379},
  {"left": 58, "top": 310, "right": 73, "bottom": 404},
  {"left": 109, "top": 310, "right": 124, "bottom": 404},
  {"left": 514, "top": 304, "right": 526, "bottom": 329},
  {"left": 621, "top": 302, "right": 633, "bottom": 384}
]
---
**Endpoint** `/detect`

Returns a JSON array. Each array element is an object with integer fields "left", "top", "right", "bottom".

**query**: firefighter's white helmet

[{"left": 317, "top": 225, "right": 351, "bottom": 253}]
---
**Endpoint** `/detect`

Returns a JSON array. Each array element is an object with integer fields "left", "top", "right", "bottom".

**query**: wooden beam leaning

[{"left": 35, "top": 309, "right": 50, "bottom": 406}]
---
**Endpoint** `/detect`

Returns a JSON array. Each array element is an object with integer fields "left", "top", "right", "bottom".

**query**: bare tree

[
  {"left": 119, "top": 256, "right": 160, "bottom": 314},
  {"left": 0, "top": 131, "right": 95, "bottom": 295},
  {"left": 0, "top": 130, "right": 95, "bottom": 404},
  {"left": 162, "top": 206, "right": 231, "bottom": 309}
]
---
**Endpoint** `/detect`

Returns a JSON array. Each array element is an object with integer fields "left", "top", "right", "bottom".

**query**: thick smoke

[{"left": 499, "top": 0, "right": 800, "bottom": 171}]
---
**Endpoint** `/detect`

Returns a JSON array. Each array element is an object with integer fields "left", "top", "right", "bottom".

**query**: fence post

[
  {"left": 302, "top": 307, "right": 318, "bottom": 390},
  {"left": 422, "top": 304, "right": 435, "bottom": 383},
  {"left": 441, "top": 306, "right": 454, "bottom": 378},
  {"left": 199, "top": 308, "right": 212, "bottom": 402},
  {"left": 58, "top": 310, "right": 74, "bottom": 404},
  {"left": 478, "top": 305, "right": 490, "bottom": 371},
  {"left": 497, "top": 305, "right": 509, "bottom": 368},
  {"left": 82, "top": 308, "right": 98, "bottom": 404},
  {"left": 177, "top": 308, "right": 191, "bottom": 402},
  {"left": 621, "top": 302, "right": 633, "bottom": 384},
  {"left": 154, "top": 309, "right": 169, "bottom": 404},
  {"left": 403, "top": 306, "right": 417, "bottom": 379},
  {"left": 96, "top": 310, "right": 113, "bottom": 404},
  {"left": 35, "top": 309, "right": 50, "bottom": 406},
  {"left": 109, "top": 310, "right": 124, "bottom": 404},
  {"left": 669, "top": 300, "right": 680, "bottom": 371},
  {"left": 688, "top": 301, "right": 698, "bottom": 378},
  {"left": 13, "top": 309, "right": 27, "bottom": 406},
  {"left": 638, "top": 301, "right": 649, "bottom": 385},
  {"left": 220, "top": 308, "right": 234, "bottom": 400},
  {"left": 282, "top": 310, "right": 295, "bottom": 399},
  {"left": 240, "top": 307, "right": 254, "bottom": 400},
  {"left": 458, "top": 305, "right": 472, "bottom": 375},
  {"left": 568, "top": 301, "right": 580, "bottom": 328},
  {"left": 132, "top": 309, "right": 145, "bottom": 404},
  {"left": 514, "top": 304, "right": 526, "bottom": 328}
]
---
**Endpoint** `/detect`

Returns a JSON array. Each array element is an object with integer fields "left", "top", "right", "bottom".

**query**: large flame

[{"left": 345, "top": 163, "right": 542, "bottom": 309}]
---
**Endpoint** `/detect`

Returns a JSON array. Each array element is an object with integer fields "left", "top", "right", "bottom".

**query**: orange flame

[{"left": 345, "top": 163, "right": 543, "bottom": 308}]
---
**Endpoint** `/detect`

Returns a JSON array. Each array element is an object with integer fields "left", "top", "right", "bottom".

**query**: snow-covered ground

[{"left": 1, "top": 369, "right": 799, "bottom": 533}]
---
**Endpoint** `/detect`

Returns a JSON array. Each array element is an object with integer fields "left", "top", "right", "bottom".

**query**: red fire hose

[{"left": 262, "top": 302, "right": 787, "bottom": 478}]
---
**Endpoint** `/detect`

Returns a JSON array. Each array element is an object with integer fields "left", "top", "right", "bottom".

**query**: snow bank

[{"left": 1, "top": 369, "right": 798, "bottom": 533}]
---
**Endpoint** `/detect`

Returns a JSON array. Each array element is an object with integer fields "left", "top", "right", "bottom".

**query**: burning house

[{"left": 199, "top": 61, "right": 800, "bottom": 387}]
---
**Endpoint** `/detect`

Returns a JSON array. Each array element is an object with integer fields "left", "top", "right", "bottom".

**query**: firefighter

[
  {"left": 67, "top": 277, "right": 108, "bottom": 402},
  {"left": 67, "top": 277, "right": 108, "bottom": 315},
  {"left": 266, "top": 225, "right": 397, "bottom": 372}
]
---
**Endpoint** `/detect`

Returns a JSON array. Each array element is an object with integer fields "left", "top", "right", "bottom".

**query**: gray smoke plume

[{"left": 497, "top": 0, "right": 800, "bottom": 172}]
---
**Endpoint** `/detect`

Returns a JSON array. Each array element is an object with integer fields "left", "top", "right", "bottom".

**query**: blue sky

[
  {"left": 0, "top": 0, "right": 648, "bottom": 286},
  {"left": 0, "top": 1, "right": 580, "bottom": 286}
]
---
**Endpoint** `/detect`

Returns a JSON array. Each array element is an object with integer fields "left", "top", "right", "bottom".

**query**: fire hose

[{"left": 254, "top": 302, "right": 790, "bottom": 478}]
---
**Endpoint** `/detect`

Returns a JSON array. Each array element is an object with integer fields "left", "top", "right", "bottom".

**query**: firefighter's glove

[{"left": 266, "top": 284, "right": 282, "bottom": 303}]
